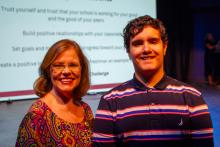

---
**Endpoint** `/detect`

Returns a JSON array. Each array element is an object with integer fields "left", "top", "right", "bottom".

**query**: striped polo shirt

[{"left": 92, "top": 75, "right": 214, "bottom": 147}]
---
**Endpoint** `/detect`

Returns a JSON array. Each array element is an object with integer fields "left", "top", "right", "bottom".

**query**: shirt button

[{"left": 150, "top": 102, "right": 155, "bottom": 105}]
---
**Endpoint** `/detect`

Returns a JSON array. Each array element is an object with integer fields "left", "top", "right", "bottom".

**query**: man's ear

[
  {"left": 128, "top": 52, "right": 132, "bottom": 60},
  {"left": 127, "top": 48, "right": 132, "bottom": 59},
  {"left": 163, "top": 44, "right": 168, "bottom": 56},
  {"left": 126, "top": 50, "right": 131, "bottom": 60}
]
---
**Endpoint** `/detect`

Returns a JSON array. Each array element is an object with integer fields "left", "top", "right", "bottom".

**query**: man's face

[{"left": 128, "top": 26, "right": 167, "bottom": 78}]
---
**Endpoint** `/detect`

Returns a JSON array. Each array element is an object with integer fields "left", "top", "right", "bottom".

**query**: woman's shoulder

[
  {"left": 80, "top": 101, "right": 94, "bottom": 118},
  {"left": 28, "top": 99, "right": 48, "bottom": 115},
  {"left": 80, "top": 101, "right": 91, "bottom": 109},
  {"left": 18, "top": 100, "right": 48, "bottom": 128}
]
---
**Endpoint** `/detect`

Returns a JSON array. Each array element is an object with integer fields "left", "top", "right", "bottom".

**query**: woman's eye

[
  {"left": 53, "top": 64, "right": 64, "bottom": 68},
  {"left": 69, "top": 64, "right": 78, "bottom": 67}
]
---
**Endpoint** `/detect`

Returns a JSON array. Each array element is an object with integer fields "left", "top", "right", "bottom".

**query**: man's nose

[{"left": 143, "top": 43, "right": 151, "bottom": 52}]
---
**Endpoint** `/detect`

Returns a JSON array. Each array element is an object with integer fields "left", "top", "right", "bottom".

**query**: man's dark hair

[{"left": 123, "top": 15, "right": 168, "bottom": 52}]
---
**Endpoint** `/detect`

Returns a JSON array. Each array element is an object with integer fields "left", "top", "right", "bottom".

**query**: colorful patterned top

[{"left": 16, "top": 99, "right": 94, "bottom": 147}]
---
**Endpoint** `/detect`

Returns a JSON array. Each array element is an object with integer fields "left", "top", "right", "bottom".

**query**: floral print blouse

[{"left": 16, "top": 99, "right": 94, "bottom": 147}]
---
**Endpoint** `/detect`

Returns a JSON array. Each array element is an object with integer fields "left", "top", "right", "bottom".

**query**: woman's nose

[{"left": 62, "top": 66, "right": 71, "bottom": 74}]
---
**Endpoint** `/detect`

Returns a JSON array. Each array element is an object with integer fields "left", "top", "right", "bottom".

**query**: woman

[{"left": 16, "top": 39, "right": 93, "bottom": 146}]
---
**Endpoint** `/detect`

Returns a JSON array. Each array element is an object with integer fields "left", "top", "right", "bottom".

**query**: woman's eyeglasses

[{"left": 51, "top": 63, "right": 80, "bottom": 72}]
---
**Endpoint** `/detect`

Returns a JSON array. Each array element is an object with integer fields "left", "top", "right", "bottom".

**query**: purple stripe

[
  {"left": 93, "top": 137, "right": 116, "bottom": 142},
  {"left": 116, "top": 109, "right": 189, "bottom": 119},
  {"left": 105, "top": 88, "right": 200, "bottom": 100},
  {"left": 191, "top": 109, "right": 209, "bottom": 115},
  {"left": 96, "top": 114, "right": 114, "bottom": 120},
  {"left": 105, "top": 90, "right": 142, "bottom": 100}
]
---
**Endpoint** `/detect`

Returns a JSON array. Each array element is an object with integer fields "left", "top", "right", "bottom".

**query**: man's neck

[{"left": 135, "top": 71, "right": 164, "bottom": 88}]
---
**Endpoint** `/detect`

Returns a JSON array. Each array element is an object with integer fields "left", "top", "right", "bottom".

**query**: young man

[{"left": 92, "top": 15, "right": 214, "bottom": 147}]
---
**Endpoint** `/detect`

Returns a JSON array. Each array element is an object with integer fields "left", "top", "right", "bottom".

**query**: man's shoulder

[
  {"left": 101, "top": 79, "right": 135, "bottom": 99},
  {"left": 165, "top": 76, "right": 187, "bottom": 85},
  {"left": 165, "top": 76, "right": 201, "bottom": 95}
]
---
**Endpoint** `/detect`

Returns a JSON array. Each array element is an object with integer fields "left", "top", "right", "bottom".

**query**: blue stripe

[
  {"left": 192, "top": 133, "right": 213, "bottom": 138},
  {"left": 96, "top": 114, "right": 114, "bottom": 119}
]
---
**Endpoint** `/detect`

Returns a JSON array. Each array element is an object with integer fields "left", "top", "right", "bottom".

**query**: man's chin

[{"left": 140, "top": 67, "right": 156, "bottom": 72}]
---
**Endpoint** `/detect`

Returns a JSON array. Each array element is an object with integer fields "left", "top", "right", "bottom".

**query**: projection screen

[{"left": 0, "top": 0, "right": 156, "bottom": 101}]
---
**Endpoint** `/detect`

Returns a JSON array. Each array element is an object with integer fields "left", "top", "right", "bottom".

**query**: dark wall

[
  {"left": 156, "top": 0, "right": 220, "bottom": 83},
  {"left": 157, "top": 0, "right": 193, "bottom": 82}
]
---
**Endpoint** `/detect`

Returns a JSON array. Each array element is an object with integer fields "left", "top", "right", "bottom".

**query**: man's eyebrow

[{"left": 148, "top": 37, "right": 160, "bottom": 41}]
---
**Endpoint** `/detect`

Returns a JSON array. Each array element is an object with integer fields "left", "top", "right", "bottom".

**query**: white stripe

[
  {"left": 167, "top": 85, "right": 201, "bottom": 95},
  {"left": 103, "top": 88, "right": 136, "bottom": 99},
  {"left": 124, "top": 130, "right": 189, "bottom": 137}
]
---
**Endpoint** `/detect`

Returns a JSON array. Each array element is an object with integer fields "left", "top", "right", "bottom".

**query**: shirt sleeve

[
  {"left": 84, "top": 102, "right": 95, "bottom": 133},
  {"left": 15, "top": 112, "right": 46, "bottom": 147},
  {"left": 84, "top": 102, "right": 94, "bottom": 123},
  {"left": 187, "top": 93, "right": 214, "bottom": 147},
  {"left": 92, "top": 96, "right": 121, "bottom": 147}
]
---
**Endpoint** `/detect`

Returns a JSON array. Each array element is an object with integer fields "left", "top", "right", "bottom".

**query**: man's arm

[
  {"left": 189, "top": 94, "right": 214, "bottom": 147},
  {"left": 92, "top": 96, "right": 120, "bottom": 147}
]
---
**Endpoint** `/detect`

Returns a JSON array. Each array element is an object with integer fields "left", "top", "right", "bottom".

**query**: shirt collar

[{"left": 130, "top": 74, "right": 169, "bottom": 90}]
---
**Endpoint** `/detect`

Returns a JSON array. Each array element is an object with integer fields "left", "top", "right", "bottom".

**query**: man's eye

[
  {"left": 149, "top": 38, "right": 159, "bottom": 44},
  {"left": 132, "top": 40, "right": 143, "bottom": 46}
]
